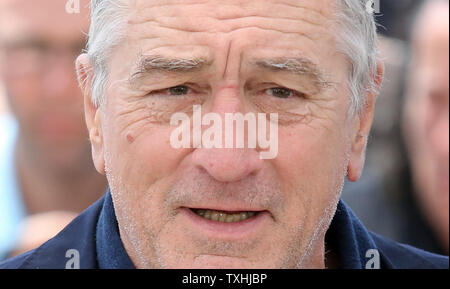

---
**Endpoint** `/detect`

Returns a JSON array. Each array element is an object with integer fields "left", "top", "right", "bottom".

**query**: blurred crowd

[{"left": 0, "top": 0, "right": 448, "bottom": 260}]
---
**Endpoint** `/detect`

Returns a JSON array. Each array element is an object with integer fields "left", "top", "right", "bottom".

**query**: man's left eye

[
  {"left": 265, "top": 87, "right": 295, "bottom": 99},
  {"left": 168, "top": 85, "right": 190, "bottom": 96}
]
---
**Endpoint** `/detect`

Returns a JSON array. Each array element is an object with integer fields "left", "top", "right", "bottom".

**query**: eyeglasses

[{"left": 2, "top": 39, "right": 86, "bottom": 77}]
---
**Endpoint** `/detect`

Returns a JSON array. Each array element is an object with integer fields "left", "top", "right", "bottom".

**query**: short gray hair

[
  {"left": 86, "top": 0, "right": 379, "bottom": 113},
  {"left": 335, "top": 0, "right": 379, "bottom": 114},
  {"left": 86, "top": 0, "right": 128, "bottom": 107}
]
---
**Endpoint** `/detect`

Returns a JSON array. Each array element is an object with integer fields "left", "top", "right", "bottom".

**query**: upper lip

[{"left": 182, "top": 205, "right": 266, "bottom": 213}]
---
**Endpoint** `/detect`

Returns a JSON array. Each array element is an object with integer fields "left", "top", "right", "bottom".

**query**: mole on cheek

[{"left": 126, "top": 132, "right": 135, "bottom": 143}]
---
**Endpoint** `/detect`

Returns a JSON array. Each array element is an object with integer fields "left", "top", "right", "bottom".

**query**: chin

[{"left": 177, "top": 256, "right": 259, "bottom": 269}]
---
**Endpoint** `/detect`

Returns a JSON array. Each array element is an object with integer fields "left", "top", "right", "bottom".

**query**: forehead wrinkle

[
  {"left": 133, "top": 0, "right": 332, "bottom": 20},
  {"left": 130, "top": 21, "right": 323, "bottom": 46},
  {"left": 130, "top": 3, "right": 328, "bottom": 27},
  {"left": 126, "top": 0, "right": 334, "bottom": 43}
]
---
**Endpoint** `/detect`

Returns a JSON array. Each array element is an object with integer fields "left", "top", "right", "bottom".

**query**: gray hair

[
  {"left": 85, "top": 0, "right": 128, "bottom": 107},
  {"left": 85, "top": 0, "right": 379, "bottom": 114},
  {"left": 335, "top": 0, "right": 379, "bottom": 114}
]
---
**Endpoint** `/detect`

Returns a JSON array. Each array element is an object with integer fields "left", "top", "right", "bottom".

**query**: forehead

[
  {"left": 131, "top": 0, "right": 334, "bottom": 22},
  {"left": 0, "top": 0, "right": 90, "bottom": 43},
  {"left": 124, "top": 0, "right": 338, "bottom": 60}
]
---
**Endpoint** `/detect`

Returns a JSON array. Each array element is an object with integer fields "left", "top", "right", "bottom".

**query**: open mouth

[
  {"left": 190, "top": 208, "right": 260, "bottom": 223},
  {"left": 181, "top": 207, "right": 270, "bottom": 238}
]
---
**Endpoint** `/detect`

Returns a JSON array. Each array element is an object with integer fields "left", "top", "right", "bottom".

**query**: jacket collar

[
  {"left": 326, "top": 201, "right": 379, "bottom": 268},
  {"left": 96, "top": 191, "right": 135, "bottom": 269}
]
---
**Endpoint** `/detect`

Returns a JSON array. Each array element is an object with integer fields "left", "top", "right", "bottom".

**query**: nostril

[{"left": 191, "top": 147, "right": 263, "bottom": 183}]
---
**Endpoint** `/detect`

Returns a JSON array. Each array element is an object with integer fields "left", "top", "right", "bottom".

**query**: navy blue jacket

[{"left": 0, "top": 191, "right": 448, "bottom": 269}]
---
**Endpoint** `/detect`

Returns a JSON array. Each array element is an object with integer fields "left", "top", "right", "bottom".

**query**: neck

[{"left": 15, "top": 135, "right": 107, "bottom": 214}]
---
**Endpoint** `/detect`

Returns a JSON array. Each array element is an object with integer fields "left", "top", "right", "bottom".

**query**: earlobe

[
  {"left": 76, "top": 53, "right": 106, "bottom": 175},
  {"left": 347, "top": 93, "right": 375, "bottom": 182},
  {"left": 89, "top": 110, "right": 106, "bottom": 175},
  {"left": 347, "top": 132, "right": 368, "bottom": 182}
]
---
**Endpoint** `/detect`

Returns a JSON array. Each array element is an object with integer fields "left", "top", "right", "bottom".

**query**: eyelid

[
  {"left": 263, "top": 86, "right": 307, "bottom": 99},
  {"left": 149, "top": 84, "right": 195, "bottom": 96}
]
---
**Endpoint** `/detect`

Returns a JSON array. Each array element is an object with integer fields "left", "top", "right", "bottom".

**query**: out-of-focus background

[
  {"left": 342, "top": 0, "right": 449, "bottom": 256},
  {"left": 0, "top": 81, "right": 6, "bottom": 115},
  {"left": 0, "top": 0, "right": 448, "bottom": 260},
  {"left": 0, "top": 0, "right": 107, "bottom": 260}
]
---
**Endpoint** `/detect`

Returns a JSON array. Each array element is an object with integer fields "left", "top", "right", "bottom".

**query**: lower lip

[{"left": 179, "top": 207, "right": 271, "bottom": 240}]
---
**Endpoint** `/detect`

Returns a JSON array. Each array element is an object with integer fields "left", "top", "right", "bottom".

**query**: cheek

[
  {"left": 273, "top": 124, "right": 348, "bottom": 224},
  {"left": 104, "top": 107, "right": 194, "bottom": 198},
  {"left": 277, "top": 125, "right": 348, "bottom": 186},
  {"left": 105, "top": 121, "right": 189, "bottom": 232}
]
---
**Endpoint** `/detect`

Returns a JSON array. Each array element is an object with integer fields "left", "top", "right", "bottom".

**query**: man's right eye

[{"left": 148, "top": 85, "right": 194, "bottom": 98}]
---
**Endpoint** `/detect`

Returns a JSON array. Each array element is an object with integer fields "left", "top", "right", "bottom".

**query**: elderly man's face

[{"left": 80, "top": 0, "right": 377, "bottom": 268}]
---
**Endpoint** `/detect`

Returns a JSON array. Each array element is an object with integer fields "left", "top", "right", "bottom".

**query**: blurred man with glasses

[{"left": 0, "top": 0, "right": 106, "bottom": 259}]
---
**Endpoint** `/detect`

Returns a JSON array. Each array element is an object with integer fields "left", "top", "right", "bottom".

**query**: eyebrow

[
  {"left": 251, "top": 57, "right": 334, "bottom": 91},
  {"left": 129, "top": 54, "right": 211, "bottom": 84},
  {"left": 128, "top": 54, "right": 334, "bottom": 92}
]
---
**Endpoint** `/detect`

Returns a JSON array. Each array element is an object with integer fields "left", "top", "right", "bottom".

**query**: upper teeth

[{"left": 193, "top": 209, "right": 257, "bottom": 222}]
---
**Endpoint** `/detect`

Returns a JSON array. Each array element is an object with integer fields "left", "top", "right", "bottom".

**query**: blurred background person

[
  {"left": 343, "top": 0, "right": 449, "bottom": 255},
  {"left": 403, "top": 0, "right": 449, "bottom": 253},
  {"left": 0, "top": 0, "right": 107, "bottom": 259}
]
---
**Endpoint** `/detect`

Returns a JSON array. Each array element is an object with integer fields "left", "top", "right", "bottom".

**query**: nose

[
  {"left": 192, "top": 147, "right": 263, "bottom": 183},
  {"left": 190, "top": 85, "right": 264, "bottom": 183}
]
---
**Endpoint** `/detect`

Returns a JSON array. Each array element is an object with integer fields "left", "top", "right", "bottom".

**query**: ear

[
  {"left": 76, "top": 53, "right": 106, "bottom": 175},
  {"left": 347, "top": 59, "right": 384, "bottom": 182}
]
